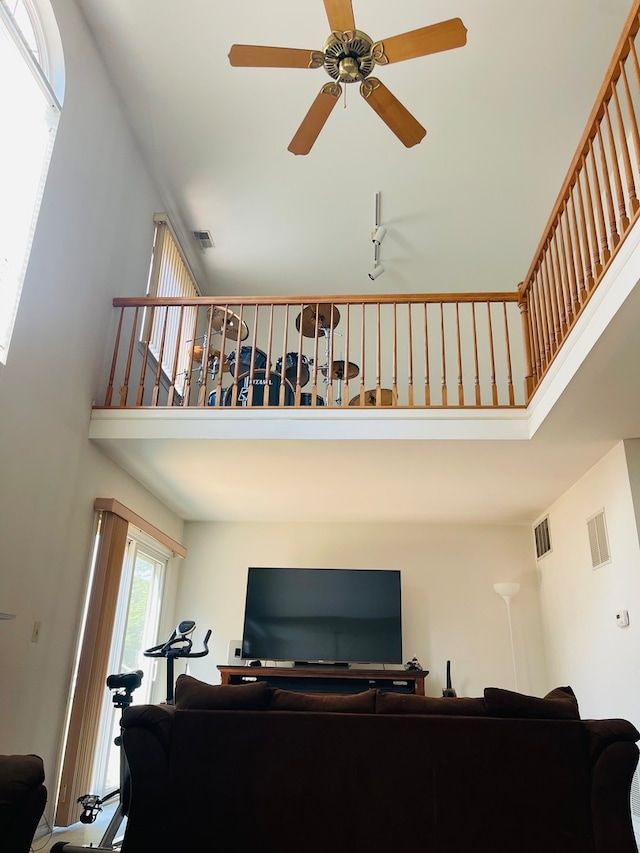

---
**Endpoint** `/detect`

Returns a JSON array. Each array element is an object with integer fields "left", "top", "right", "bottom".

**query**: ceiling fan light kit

[{"left": 228, "top": 0, "right": 467, "bottom": 154}]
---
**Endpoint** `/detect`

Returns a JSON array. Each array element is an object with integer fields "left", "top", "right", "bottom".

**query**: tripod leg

[{"left": 98, "top": 800, "right": 126, "bottom": 847}]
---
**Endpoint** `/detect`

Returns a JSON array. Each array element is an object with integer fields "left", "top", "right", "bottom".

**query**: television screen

[{"left": 241, "top": 567, "right": 402, "bottom": 664}]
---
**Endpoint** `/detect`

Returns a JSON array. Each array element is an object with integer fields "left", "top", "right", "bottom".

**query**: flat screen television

[{"left": 241, "top": 567, "right": 402, "bottom": 665}]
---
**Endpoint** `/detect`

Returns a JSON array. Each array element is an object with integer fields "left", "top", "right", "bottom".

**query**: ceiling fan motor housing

[{"left": 323, "top": 30, "right": 377, "bottom": 83}]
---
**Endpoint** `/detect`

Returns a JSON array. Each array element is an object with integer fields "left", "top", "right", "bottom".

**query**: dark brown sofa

[
  {"left": 120, "top": 676, "right": 639, "bottom": 853},
  {"left": 0, "top": 754, "right": 47, "bottom": 853}
]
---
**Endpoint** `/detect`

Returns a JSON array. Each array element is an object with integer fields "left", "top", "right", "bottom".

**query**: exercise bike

[
  {"left": 51, "top": 621, "right": 211, "bottom": 852},
  {"left": 51, "top": 670, "right": 143, "bottom": 853}
]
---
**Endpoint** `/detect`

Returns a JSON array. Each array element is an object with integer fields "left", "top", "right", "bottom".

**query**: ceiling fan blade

[
  {"left": 228, "top": 44, "right": 322, "bottom": 69},
  {"left": 360, "top": 79, "right": 426, "bottom": 148},
  {"left": 288, "top": 83, "right": 342, "bottom": 155},
  {"left": 376, "top": 18, "right": 467, "bottom": 64},
  {"left": 323, "top": 0, "right": 355, "bottom": 33}
]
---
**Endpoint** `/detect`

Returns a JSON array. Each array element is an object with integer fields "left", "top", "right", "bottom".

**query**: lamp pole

[{"left": 493, "top": 583, "right": 520, "bottom": 691}]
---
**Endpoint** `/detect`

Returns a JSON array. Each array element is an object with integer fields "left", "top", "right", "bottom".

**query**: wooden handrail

[{"left": 98, "top": 293, "right": 525, "bottom": 410}]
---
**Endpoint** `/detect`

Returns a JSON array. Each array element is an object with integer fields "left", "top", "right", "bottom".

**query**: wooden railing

[
  {"left": 97, "top": 294, "right": 524, "bottom": 409},
  {"left": 519, "top": 0, "right": 640, "bottom": 395}
]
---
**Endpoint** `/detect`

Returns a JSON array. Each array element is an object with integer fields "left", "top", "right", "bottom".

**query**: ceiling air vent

[
  {"left": 587, "top": 509, "right": 611, "bottom": 569},
  {"left": 534, "top": 516, "right": 552, "bottom": 560},
  {"left": 192, "top": 230, "right": 214, "bottom": 250}
]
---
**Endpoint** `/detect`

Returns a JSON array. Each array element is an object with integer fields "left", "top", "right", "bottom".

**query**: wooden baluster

[
  {"left": 503, "top": 302, "right": 515, "bottom": 406},
  {"left": 407, "top": 303, "right": 414, "bottom": 407},
  {"left": 529, "top": 280, "right": 544, "bottom": 377},
  {"left": 327, "top": 302, "right": 336, "bottom": 407},
  {"left": 532, "top": 267, "right": 550, "bottom": 364},
  {"left": 612, "top": 69, "right": 640, "bottom": 215},
  {"left": 279, "top": 303, "right": 290, "bottom": 407},
  {"left": 213, "top": 305, "right": 227, "bottom": 407},
  {"left": 105, "top": 307, "right": 124, "bottom": 406},
  {"left": 579, "top": 153, "right": 603, "bottom": 280},
  {"left": 265, "top": 303, "right": 275, "bottom": 405},
  {"left": 574, "top": 165, "right": 596, "bottom": 290},
  {"left": 549, "top": 228, "right": 568, "bottom": 341},
  {"left": 559, "top": 201, "right": 580, "bottom": 319},
  {"left": 471, "top": 302, "right": 481, "bottom": 406},
  {"left": 586, "top": 135, "right": 611, "bottom": 266},
  {"left": 603, "top": 94, "right": 630, "bottom": 233},
  {"left": 181, "top": 308, "right": 197, "bottom": 407},
  {"left": 358, "top": 303, "right": 366, "bottom": 405},
  {"left": 517, "top": 288, "right": 535, "bottom": 401},
  {"left": 167, "top": 306, "right": 185, "bottom": 407},
  {"left": 439, "top": 302, "right": 447, "bottom": 407},
  {"left": 119, "top": 306, "right": 135, "bottom": 404},
  {"left": 392, "top": 303, "right": 398, "bottom": 405},
  {"left": 295, "top": 302, "right": 305, "bottom": 406},
  {"left": 541, "top": 246, "right": 559, "bottom": 351},
  {"left": 596, "top": 120, "right": 621, "bottom": 249},
  {"left": 342, "top": 303, "right": 350, "bottom": 406},
  {"left": 376, "top": 302, "right": 382, "bottom": 405},
  {"left": 568, "top": 182, "right": 588, "bottom": 304},
  {"left": 487, "top": 303, "right": 498, "bottom": 406},
  {"left": 455, "top": 302, "right": 464, "bottom": 406},
  {"left": 423, "top": 302, "right": 430, "bottom": 406},
  {"left": 136, "top": 306, "right": 153, "bottom": 406},
  {"left": 549, "top": 233, "right": 565, "bottom": 343},
  {"left": 628, "top": 36, "right": 640, "bottom": 168},
  {"left": 153, "top": 307, "right": 171, "bottom": 405}
]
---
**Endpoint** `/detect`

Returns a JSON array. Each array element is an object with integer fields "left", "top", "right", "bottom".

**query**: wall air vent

[
  {"left": 534, "top": 516, "right": 552, "bottom": 560},
  {"left": 192, "top": 230, "right": 214, "bottom": 250},
  {"left": 587, "top": 509, "right": 611, "bottom": 569}
]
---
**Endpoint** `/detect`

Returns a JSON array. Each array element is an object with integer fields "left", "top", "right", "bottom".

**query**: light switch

[{"left": 615, "top": 610, "right": 629, "bottom": 627}]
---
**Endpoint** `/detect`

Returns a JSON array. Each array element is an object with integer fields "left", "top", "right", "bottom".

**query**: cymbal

[
  {"left": 320, "top": 360, "right": 359, "bottom": 381},
  {"left": 208, "top": 306, "right": 249, "bottom": 341},
  {"left": 349, "top": 388, "right": 395, "bottom": 406},
  {"left": 192, "top": 346, "right": 229, "bottom": 372},
  {"left": 295, "top": 303, "right": 341, "bottom": 337}
]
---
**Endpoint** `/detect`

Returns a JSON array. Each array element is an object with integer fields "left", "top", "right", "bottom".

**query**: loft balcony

[{"left": 91, "top": 5, "right": 640, "bottom": 431}]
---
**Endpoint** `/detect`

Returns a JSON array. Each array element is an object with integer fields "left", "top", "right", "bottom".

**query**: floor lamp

[{"left": 493, "top": 582, "right": 520, "bottom": 691}]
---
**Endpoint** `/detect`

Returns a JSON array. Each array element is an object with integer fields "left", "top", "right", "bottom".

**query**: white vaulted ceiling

[{"left": 80, "top": 0, "right": 640, "bottom": 523}]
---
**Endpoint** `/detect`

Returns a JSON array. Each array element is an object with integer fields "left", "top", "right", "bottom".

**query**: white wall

[
  {"left": 174, "top": 520, "right": 548, "bottom": 698},
  {"left": 537, "top": 440, "right": 640, "bottom": 727},
  {"left": 0, "top": 0, "right": 184, "bottom": 817}
]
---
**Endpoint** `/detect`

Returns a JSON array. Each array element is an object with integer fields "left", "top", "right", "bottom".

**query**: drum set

[{"left": 190, "top": 303, "right": 386, "bottom": 407}]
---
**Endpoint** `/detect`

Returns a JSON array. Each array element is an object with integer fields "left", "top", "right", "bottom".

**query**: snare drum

[
  {"left": 275, "top": 352, "right": 311, "bottom": 387},
  {"left": 224, "top": 369, "right": 295, "bottom": 407},
  {"left": 226, "top": 346, "right": 269, "bottom": 377},
  {"left": 300, "top": 393, "right": 325, "bottom": 406}
]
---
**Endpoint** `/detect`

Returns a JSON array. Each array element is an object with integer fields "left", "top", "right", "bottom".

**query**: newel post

[{"left": 517, "top": 281, "right": 535, "bottom": 401}]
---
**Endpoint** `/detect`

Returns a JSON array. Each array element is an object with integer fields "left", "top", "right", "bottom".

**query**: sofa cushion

[
  {"left": 484, "top": 686, "right": 580, "bottom": 720},
  {"left": 269, "top": 688, "right": 376, "bottom": 713},
  {"left": 375, "top": 692, "right": 487, "bottom": 715},
  {"left": 174, "top": 674, "right": 271, "bottom": 710}
]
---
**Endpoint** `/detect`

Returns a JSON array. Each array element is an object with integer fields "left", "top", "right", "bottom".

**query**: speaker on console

[{"left": 227, "top": 639, "right": 243, "bottom": 665}]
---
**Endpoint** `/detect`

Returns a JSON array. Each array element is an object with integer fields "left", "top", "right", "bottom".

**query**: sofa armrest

[
  {"left": 591, "top": 739, "right": 639, "bottom": 853},
  {"left": 583, "top": 718, "right": 640, "bottom": 764},
  {"left": 120, "top": 704, "right": 175, "bottom": 853}
]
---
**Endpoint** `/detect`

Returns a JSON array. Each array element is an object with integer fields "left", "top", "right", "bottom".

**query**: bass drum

[
  {"left": 300, "top": 393, "right": 325, "bottom": 407},
  {"left": 226, "top": 346, "right": 269, "bottom": 377},
  {"left": 224, "top": 369, "right": 295, "bottom": 407}
]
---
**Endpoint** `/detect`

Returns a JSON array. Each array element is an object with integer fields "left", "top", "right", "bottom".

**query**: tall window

[
  {"left": 0, "top": 0, "right": 63, "bottom": 364},
  {"left": 144, "top": 214, "right": 201, "bottom": 396}
]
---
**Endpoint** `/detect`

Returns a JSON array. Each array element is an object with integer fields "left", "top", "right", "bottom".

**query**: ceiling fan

[{"left": 228, "top": 0, "right": 467, "bottom": 155}]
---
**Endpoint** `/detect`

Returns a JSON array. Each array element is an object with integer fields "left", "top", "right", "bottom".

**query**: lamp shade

[{"left": 493, "top": 582, "right": 520, "bottom": 599}]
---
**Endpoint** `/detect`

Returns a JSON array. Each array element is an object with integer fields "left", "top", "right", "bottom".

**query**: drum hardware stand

[{"left": 318, "top": 325, "right": 343, "bottom": 404}]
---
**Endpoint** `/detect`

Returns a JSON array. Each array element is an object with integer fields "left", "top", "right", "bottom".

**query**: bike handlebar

[{"left": 144, "top": 624, "right": 211, "bottom": 659}]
